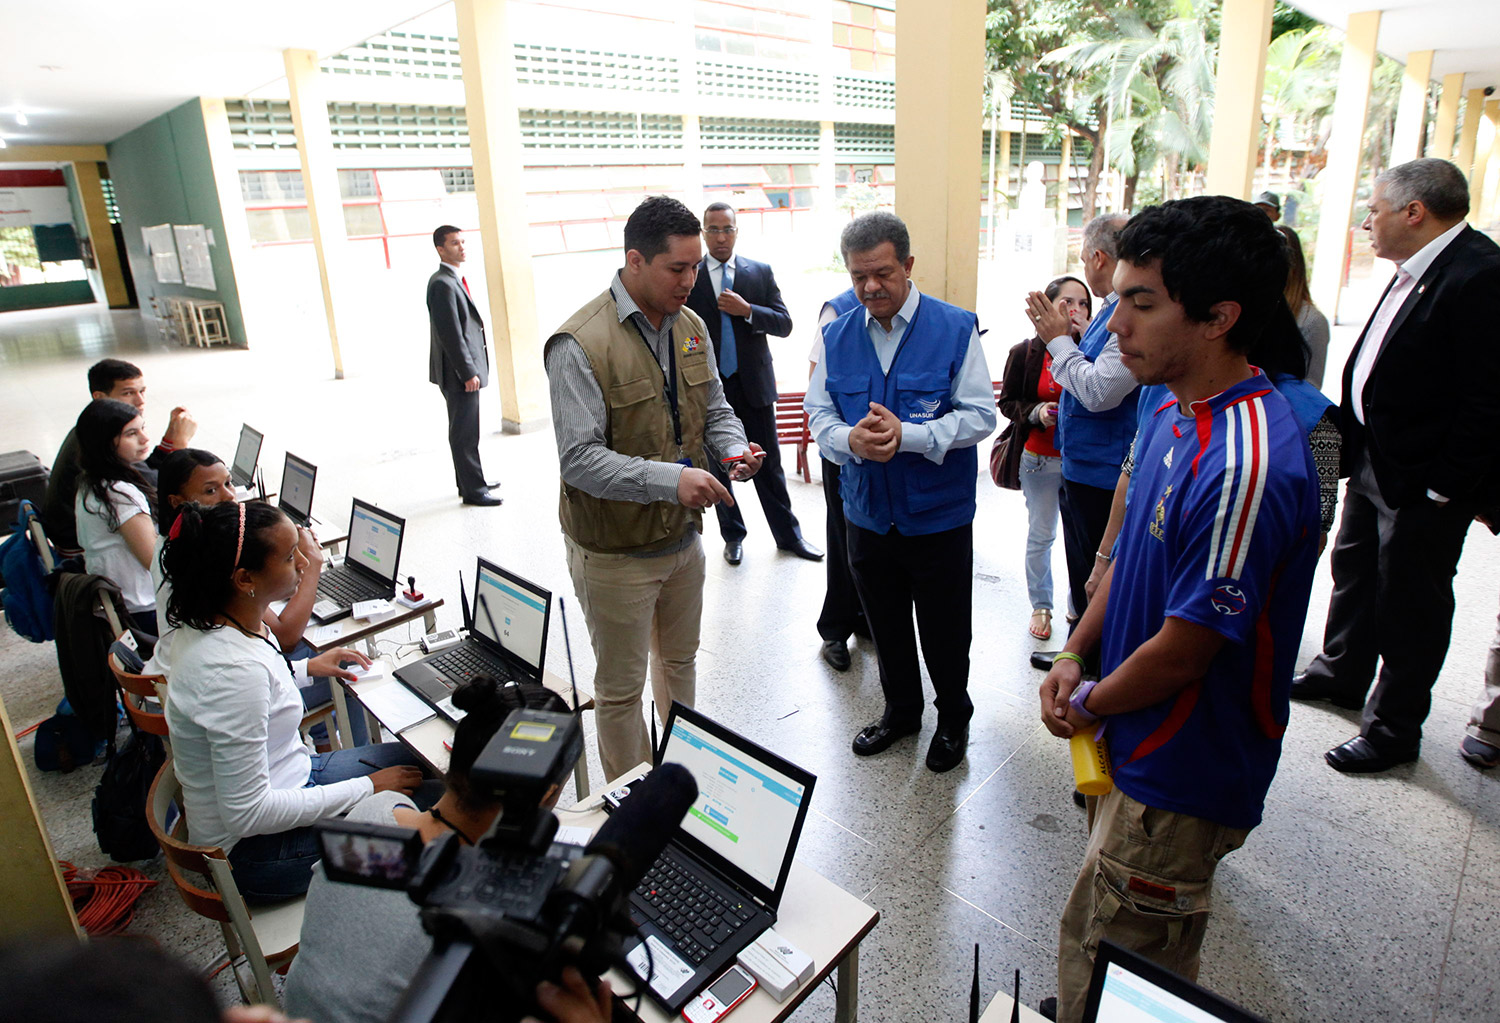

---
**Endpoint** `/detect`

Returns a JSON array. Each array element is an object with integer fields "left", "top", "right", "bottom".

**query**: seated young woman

[
  {"left": 73, "top": 398, "right": 159, "bottom": 638},
  {"left": 283, "top": 676, "right": 578, "bottom": 1023},
  {"left": 145, "top": 448, "right": 368, "bottom": 745},
  {"left": 161, "top": 499, "right": 428, "bottom": 902}
]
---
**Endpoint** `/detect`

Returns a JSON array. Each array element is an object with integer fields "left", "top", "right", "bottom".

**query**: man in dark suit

[
  {"left": 686, "top": 203, "right": 822, "bottom": 565},
  {"left": 428, "top": 225, "right": 500, "bottom": 507},
  {"left": 1292, "top": 159, "right": 1500, "bottom": 772}
]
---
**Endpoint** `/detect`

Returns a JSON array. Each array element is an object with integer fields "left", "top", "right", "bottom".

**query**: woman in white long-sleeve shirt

[{"left": 162, "top": 499, "right": 426, "bottom": 902}]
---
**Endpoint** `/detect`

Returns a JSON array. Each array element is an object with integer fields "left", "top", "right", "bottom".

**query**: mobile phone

[{"left": 682, "top": 964, "right": 757, "bottom": 1023}]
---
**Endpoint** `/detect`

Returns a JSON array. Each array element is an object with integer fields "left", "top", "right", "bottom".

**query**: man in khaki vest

[{"left": 545, "top": 196, "right": 764, "bottom": 778}]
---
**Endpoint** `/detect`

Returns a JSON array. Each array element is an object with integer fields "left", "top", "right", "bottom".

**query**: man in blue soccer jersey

[{"left": 1034, "top": 197, "right": 1321, "bottom": 1022}]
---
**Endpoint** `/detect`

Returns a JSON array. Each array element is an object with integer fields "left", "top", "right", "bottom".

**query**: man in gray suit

[{"left": 428, "top": 225, "right": 500, "bottom": 506}]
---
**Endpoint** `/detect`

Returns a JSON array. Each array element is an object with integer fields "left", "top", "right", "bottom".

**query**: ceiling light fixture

[
  {"left": 15, "top": 112, "right": 27, "bottom": 125},
  {"left": 0, "top": 137, "right": 8, "bottom": 149}
]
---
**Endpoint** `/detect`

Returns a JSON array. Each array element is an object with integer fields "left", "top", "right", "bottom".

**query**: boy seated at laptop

[
  {"left": 160, "top": 499, "right": 428, "bottom": 902},
  {"left": 43, "top": 357, "right": 197, "bottom": 557},
  {"left": 146, "top": 448, "right": 369, "bottom": 747},
  {"left": 284, "top": 676, "right": 577, "bottom": 1023}
]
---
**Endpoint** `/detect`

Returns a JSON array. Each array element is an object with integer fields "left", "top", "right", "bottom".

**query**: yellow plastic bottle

[{"left": 1069, "top": 724, "right": 1113, "bottom": 796}]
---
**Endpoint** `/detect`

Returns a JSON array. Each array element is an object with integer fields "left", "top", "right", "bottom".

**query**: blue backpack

[{"left": 0, "top": 500, "right": 55, "bottom": 642}]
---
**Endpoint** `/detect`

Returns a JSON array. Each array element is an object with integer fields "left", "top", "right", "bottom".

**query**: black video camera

[{"left": 316, "top": 709, "right": 698, "bottom": 1023}]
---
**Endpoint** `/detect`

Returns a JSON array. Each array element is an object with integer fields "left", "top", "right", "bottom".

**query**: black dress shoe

[
  {"left": 1325, "top": 735, "right": 1419, "bottom": 773},
  {"left": 724, "top": 540, "right": 743, "bottom": 565},
  {"left": 1038, "top": 997, "right": 1058, "bottom": 1021},
  {"left": 1072, "top": 789, "right": 1086, "bottom": 809},
  {"left": 820, "top": 639, "right": 851, "bottom": 672},
  {"left": 1290, "top": 673, "right": 1365, "bottom": 710},
  {"left": 779, "top": 539, "right": 824, "bottom": 561},
  {"left": 461, "top": 492, "right": 503, "bottom": 506},
  {"left": 1030, "top": 650, "right": 1058, "bottom": 671},
  {"left": 852, "top": 714, "right": 921, "bottom": 756},
  {"left": 926, "top": 720, "right": 969, "bottom": 772}
]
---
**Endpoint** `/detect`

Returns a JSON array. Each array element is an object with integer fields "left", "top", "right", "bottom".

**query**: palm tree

[{"left": 1260, "top": 27, "right": 1337, "bottom": 180}]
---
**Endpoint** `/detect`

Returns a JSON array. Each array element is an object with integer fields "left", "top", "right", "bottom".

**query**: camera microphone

[{"left": 586, "top": 763, "right": 698, "bottom": 889}]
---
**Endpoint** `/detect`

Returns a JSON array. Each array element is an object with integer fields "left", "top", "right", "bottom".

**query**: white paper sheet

[{"left": 358, "top": 681, "right": 435, "bottom": 732}]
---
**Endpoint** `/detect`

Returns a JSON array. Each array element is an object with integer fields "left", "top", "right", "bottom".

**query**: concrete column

[
  {"left": 453, "top": 0, "right": 543, "bottom": 428},
  {"left": 0, "top": 695, "right": 80, "bottom": 941},
  {"left": 1057, "top": 131, "right": 1072, "bottom": 225},
  {"left": 199, "top": 98, "right": 259, "bottom": 344},
  {"left": 1309, "top": 10, "right": 1381, "bottom": 324},
  {"left": 894, "top": 0, "right": 986, "bottom": 308},
  {"left": 1457, "top": 88, "right": 1486, "bottom": 175},
  {"left": 1204, "top": 0, "right": 1274, "bottom": 199},
  {"left": 1390, "top": 50, "right": 1434, "bottom": 165},
  {"left": 283, "top": 48, "right": 350, "bottom": 379},
  {"left": 69, "top": 159, "right": 129, "bottom": 308},
  {"left": 1473, "top": 100, "right": 1500, "bottom": 226},
  {"left": 681, "top": 114, "right": 704, "bottom": 211},
  {"left": 817, "top": 120, "right": 837, "bottom": 218},
  {"left": 1432, "top": 73, "right": 1465, "bottom": 160}
]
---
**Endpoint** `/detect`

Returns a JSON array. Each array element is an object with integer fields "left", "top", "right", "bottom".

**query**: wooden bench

[{"left": 774, "top": 391, "right": 813, "bottom": 483}]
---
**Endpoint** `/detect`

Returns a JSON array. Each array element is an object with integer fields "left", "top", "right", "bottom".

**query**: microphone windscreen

[{"left": 586, "top": 764, "right": 698, "bottom": 890}]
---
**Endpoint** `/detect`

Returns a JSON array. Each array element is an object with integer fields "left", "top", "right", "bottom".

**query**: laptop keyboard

[
  {"left": 633, "top": 846, "right": 757, "bottom": 965},
  {"left": 317, "top": 569, "right": 384, "bottom": 606},
  {"left": 427, "top": 643, "right": 515, "bottom": 687}
]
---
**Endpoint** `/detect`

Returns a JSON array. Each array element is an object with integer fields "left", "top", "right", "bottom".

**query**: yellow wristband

[{"left": 1053, "top": 651, "right": 1087, "bottom": 670}]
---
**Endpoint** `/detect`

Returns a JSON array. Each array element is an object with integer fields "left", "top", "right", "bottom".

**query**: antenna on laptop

[
  {"left": 968, "top": 944, "right": 980, "bottom": 1023},
  {"left": 651, "top": 700, "right": 658, "bottom": 756},
  {"left": 558, "top": 596, "right": 580, "bottom": 713},
  {"left": 459, "top": 571, "right": 472, "bottom": 632},
  {"left": 1009, "top": 967, "right": 1020, "bottom": 1023}
]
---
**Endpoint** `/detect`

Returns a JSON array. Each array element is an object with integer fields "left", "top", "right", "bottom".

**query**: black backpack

[{"left": 91, "top": 723, "right": 166, "bottom": 862}]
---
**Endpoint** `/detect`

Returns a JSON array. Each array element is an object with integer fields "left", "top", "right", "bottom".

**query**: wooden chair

[
  {"left": 773, "top": 390, "right": 813, "bottom": 483},
  {"left": 108, "top": 632, "right": 170, "bottom": 743},
  {"left": 147, "top": 761, "right": 305, "bottom": 1005}
]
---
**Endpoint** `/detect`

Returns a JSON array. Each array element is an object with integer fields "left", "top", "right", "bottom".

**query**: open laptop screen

[
  {"left": 472, "top": 559, "right": 549, "bottom": 675},
  {"left": 279, "top": 453, "right": 316, "bottom": 523},
  {"left": 232, "top": 425, "right": 263, "bottom": 486},
  {"left": 659, "top": 712, "right": 811, "bottom": 896},
  {"left": 1084, "top": 941, "right": 1267, "bottom": 1023},
  {"left": 346, "top": 501, "right": 403, "bottom": 585}
]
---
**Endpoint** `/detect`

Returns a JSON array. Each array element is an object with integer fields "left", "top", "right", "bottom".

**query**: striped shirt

[{"left": 1100, "top": 371, "right": 1321, "bottom": 829}]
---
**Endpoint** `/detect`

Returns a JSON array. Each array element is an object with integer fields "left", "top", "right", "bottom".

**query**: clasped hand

[
  {"left": 1037, "top": 657, "right": 1093, "bottom": 738},
  {"left": 849, "top": 402, "right": 901, "bottom": 463}
]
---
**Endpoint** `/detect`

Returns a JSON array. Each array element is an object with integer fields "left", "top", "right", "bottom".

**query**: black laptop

[
  {"left": 624, "top": 703, "right": 816, "bottom": 1014},
  {"left": 230, "top": 423, "right": 263, "bottom": 488},
  {"left": 1083, "top": 939, "right": 1269, "bottom": 1023},
  {"left": 394, "top": 557, "right": 552, "bottom": 718},
  {"left": 311, "top": 498, "right": 405, "bottom": 623},
  {"left": 278, "top": 452, "right": 318, "bottom": 527}
]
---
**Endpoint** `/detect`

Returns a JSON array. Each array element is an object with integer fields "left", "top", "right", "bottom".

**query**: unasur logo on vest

[{"left": 910, "top": 397, "right": 942, "bottom": 420}]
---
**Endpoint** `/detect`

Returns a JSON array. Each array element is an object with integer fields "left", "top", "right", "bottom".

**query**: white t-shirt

[
  {"left": 164, "top": 626, "right": 372, "bottom": 853},
  {"left": 75, "top": 480, "right": 155, "bottom": 612},
  {"left": 143, "top": 537, "right": 173, "bottom": 675}
]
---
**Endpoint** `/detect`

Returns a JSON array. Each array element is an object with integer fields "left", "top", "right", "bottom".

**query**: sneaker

[{"left": 1460, "top": 735, "right": 1500, "bottom": 769}]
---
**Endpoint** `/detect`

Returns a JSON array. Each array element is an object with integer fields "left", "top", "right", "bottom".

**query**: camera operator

[{"left": 285, "top": 676, "right": 578, "bottom": 1023}]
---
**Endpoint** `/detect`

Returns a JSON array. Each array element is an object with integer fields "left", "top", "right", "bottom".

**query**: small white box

[
  {"left": 754, "top": 928, "right": 814, "bottom": 985},
  {"left": 736, "top": 941, "right": 798, "bottom": 1002}
]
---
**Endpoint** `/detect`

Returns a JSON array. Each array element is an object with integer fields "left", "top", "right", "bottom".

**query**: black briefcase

[{"left": 0, "top": 450, "right": 50, "bottom": 528}]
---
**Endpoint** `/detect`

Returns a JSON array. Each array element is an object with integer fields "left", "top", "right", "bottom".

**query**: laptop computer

[
  {"left": 624, "top": 702, "right": 816, "bottom": 1014},
  {"left": 394, "top": 557, "right": 552, "bottom": 718},
  {"left": 311, "top": 498, "right": 406, "bottom": 623},
  {"left": 278, "top": 452, "right": 318, "bottom": 527},
  {"left": 230, "top": 423, "right": 263, "bottom": 488},
  {"left": 1083, "top": 940, "right": 1269, "bottom": 1023}
]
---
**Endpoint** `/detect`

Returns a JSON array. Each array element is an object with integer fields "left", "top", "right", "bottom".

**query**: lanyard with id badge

[{"left": 629, "top": 316, "right": 692, "bottom": 467}]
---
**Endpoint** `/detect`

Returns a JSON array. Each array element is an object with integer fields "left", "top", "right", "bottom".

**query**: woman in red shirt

[{"left": 996, "top": 276, "right": 1092, "bottom": 639}]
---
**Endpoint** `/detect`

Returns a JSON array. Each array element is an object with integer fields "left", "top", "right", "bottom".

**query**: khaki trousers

[
  {"left": 565, "top": 535, "right": 704, "bottom": 780},
  {"left": 1056, "top": 787, "right": 1250, "bottom": 1023},
  {"left": 1466, "top": 591, "right": 1500, "bottom": 747}
]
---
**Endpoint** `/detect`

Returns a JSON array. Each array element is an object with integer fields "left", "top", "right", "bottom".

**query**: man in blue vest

[
  {"left": 805, "top": 212, "right": 996, "bottom": 772},
  {"left": 1026, "top": 215, "right": 1136, "bottom": 670}
]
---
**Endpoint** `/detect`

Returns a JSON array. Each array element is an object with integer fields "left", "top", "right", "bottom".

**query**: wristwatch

[{"left": 1068, "top": 678, "right": 1101, "bottom": 724}]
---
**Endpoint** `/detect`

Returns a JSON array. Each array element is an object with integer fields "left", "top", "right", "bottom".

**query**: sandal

[{"left": 1029, "top": 609, "right": 1053, "bottom": 640}]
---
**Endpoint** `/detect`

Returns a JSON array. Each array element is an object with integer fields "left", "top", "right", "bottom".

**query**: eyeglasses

[{"left": 704, "top": 226, "right": 738, "bottom": 236}]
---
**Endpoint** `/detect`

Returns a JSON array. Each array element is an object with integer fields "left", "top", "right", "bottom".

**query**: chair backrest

[
  {"left": 27, "top": 511, "right": 55, "bottom": 573},
  {"left": 774, "top": 391, "right": 810, "bottom": 442},
  {"left": 146, "top": 761, "right": 284, "bottom": 1004},
  {"left": 108, "top": 634, "right": 170, "bottom": 738}
]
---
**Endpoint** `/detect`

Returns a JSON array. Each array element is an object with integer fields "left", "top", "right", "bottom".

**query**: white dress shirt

[
  {"left": 1348, "top": 220, "right": 1467, "bottom": 424},
  {"left": 805, "top": 287, "right": 996, "bottom": 465}
]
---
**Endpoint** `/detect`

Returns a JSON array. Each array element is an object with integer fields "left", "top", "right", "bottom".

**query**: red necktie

[{"left": 461, "top": 276, "right": 472, "bottom": 297}]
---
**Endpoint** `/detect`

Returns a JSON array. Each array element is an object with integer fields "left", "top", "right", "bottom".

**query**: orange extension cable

[{"left": 59, "top": 861, "right": 158, "bottom": 936}]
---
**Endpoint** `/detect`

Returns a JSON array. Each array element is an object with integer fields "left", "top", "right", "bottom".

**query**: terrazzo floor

[{"left": 2, "top": 297, "right": 1498, "bottom": 1022}]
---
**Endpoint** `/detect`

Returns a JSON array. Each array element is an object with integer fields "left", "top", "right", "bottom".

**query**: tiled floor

[{"left": 3, "top": 300, "right": 1498, "bottom": 1021}]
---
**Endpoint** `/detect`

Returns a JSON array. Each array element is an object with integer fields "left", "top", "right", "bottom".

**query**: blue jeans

[
  {"left": 1018, "top": 450, "right": 1064, "bottom": 611},
  {"left": 226, "top": 743, "right": 429, "bottom": 903}
]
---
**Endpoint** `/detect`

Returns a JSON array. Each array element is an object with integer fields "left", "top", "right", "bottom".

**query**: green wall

[
  {"left": 107, "top": 99, "right": 245, "bottom": 345},
  {"left": 0, "top": 281, "right": 95, "bottom": 312}
]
